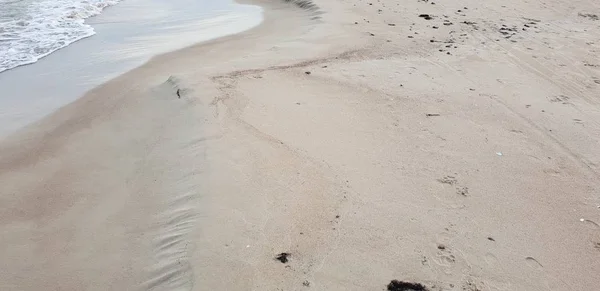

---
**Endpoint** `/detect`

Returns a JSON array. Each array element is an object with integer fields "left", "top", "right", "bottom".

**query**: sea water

[{"left": 0, "top": 0, "right": 123, "bottom": 72}]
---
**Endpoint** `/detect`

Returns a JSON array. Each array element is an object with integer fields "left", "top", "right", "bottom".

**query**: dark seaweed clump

[{"left": 387, "top": 280, "right": 428, "bottom": 291}]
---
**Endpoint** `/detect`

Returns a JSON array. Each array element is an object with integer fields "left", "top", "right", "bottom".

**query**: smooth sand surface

[{"left": 1, "top": 0, "right": 600, "bottom": 290}]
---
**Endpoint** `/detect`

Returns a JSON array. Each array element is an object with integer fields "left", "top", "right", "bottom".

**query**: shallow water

[{"left": 0, "top": 0, "right": 262, "bottom": 137}]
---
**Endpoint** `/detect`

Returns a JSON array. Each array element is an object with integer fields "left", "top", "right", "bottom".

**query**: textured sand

[{"left": 1, "top": 0, "right": 600, "bottom": 290}]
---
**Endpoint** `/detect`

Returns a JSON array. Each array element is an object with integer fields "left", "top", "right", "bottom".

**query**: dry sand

[{"left": 1, "top": 0, "right": 600, "bottom": 290}]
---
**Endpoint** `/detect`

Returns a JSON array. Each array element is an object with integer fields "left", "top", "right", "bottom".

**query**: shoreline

[
  {"left": 2, "top": 0, "right": 600, "bottom": 290},
  {"left": 0, "top": 0, "right": 263, "bottom": 138}
]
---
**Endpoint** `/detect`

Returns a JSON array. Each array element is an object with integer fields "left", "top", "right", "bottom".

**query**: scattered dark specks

[
  {"left": 456, "top": 186, "right": 468, "bottom": 196},
  {"left": 418, "top": 14, "right": 433, "bottom": 20},
  {"left": 578, "top": 13, "right": 599, "bottom": 21}
]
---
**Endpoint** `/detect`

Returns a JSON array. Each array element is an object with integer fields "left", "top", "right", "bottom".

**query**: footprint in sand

[{"left": 434, "top": 244, "right": 456, "bottom": 267}]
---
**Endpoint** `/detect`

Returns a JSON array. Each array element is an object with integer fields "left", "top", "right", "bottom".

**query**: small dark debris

[
  {"left": 430, "top": 39, "right": 435, "bottom": 43},
  {"left": 388, "top": 23, "right": 396, "bottom": 26},
  {"left": 296, "top": 102, "right": 301, "bottom": 105},
  {"left": 387, "top": 280, "right": 428, "bottom": 291},
  {"left": 488, "top": 237, "right": 495, "bottom": 241},
  {"left": 443, "top": 22, "right": 453, "bottom": 26},
  {"left": 578, "top": 13, "right": 599, "bottom": 21},
  {"left": 305, "top": 71, "right": 311, "bottom": 75},
  {"left": 457, "top": 9, "right": 462, "bottom": 12},
  {"left": 275, "top": 253, "right": 290, "bottom": 263},
  {"left": 370, "top": 32, "right": 375, "bottom": 36},
  {"left": 446, "top": 52, "right": 451, "bottom": 55},
  {"left": 408, "top": 36, "right": 414, "bottom": 38},
  {"left": 426, "top": 113, "right": 440, "bottom": 117},
  {"left": 335, "top": 215, "right": 340, "bottom": 218},
  {"left": 469, "top": 88, "right": 475, "bottom": 91},
  {"left": 456, "top": 186, "right": 468, "bottom": 196},
  {"left": 437, "top": 244, "right": 446, "bottom": 250},
  {"left": 176, "top": 89, "right": 181, "bottom": 98},
  {"left": 303, "top": 280, "right": 310, "bottom": 287},
  {"left": 322, "top": 65, "right": 328, "bottom": 68},
  {"left": 432, "top": 26, "right": 439, "bottom": 29},
  {"left": 354, "top": 21, "right": 358, "bottom": 24},
  {"left": 418, "top": 14, "right": 433, "bottom": 20}
]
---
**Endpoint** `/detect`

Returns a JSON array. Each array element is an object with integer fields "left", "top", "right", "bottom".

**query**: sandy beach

[{"left": 1, "top": 0, "right": 600, "bottom": 290}]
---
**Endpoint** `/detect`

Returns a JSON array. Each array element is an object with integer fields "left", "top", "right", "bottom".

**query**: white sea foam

[{"left": 0, "top": 0, "right": 122, "bottom": 73}]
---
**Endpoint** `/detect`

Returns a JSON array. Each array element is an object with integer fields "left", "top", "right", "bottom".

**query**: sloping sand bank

[{"left": 1, "top": 0, "right": 599, "bottom": 290}]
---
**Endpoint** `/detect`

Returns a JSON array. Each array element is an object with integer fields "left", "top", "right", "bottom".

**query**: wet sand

[{"left": 1, "top": 0, "right": 600, "bottom": 290}]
